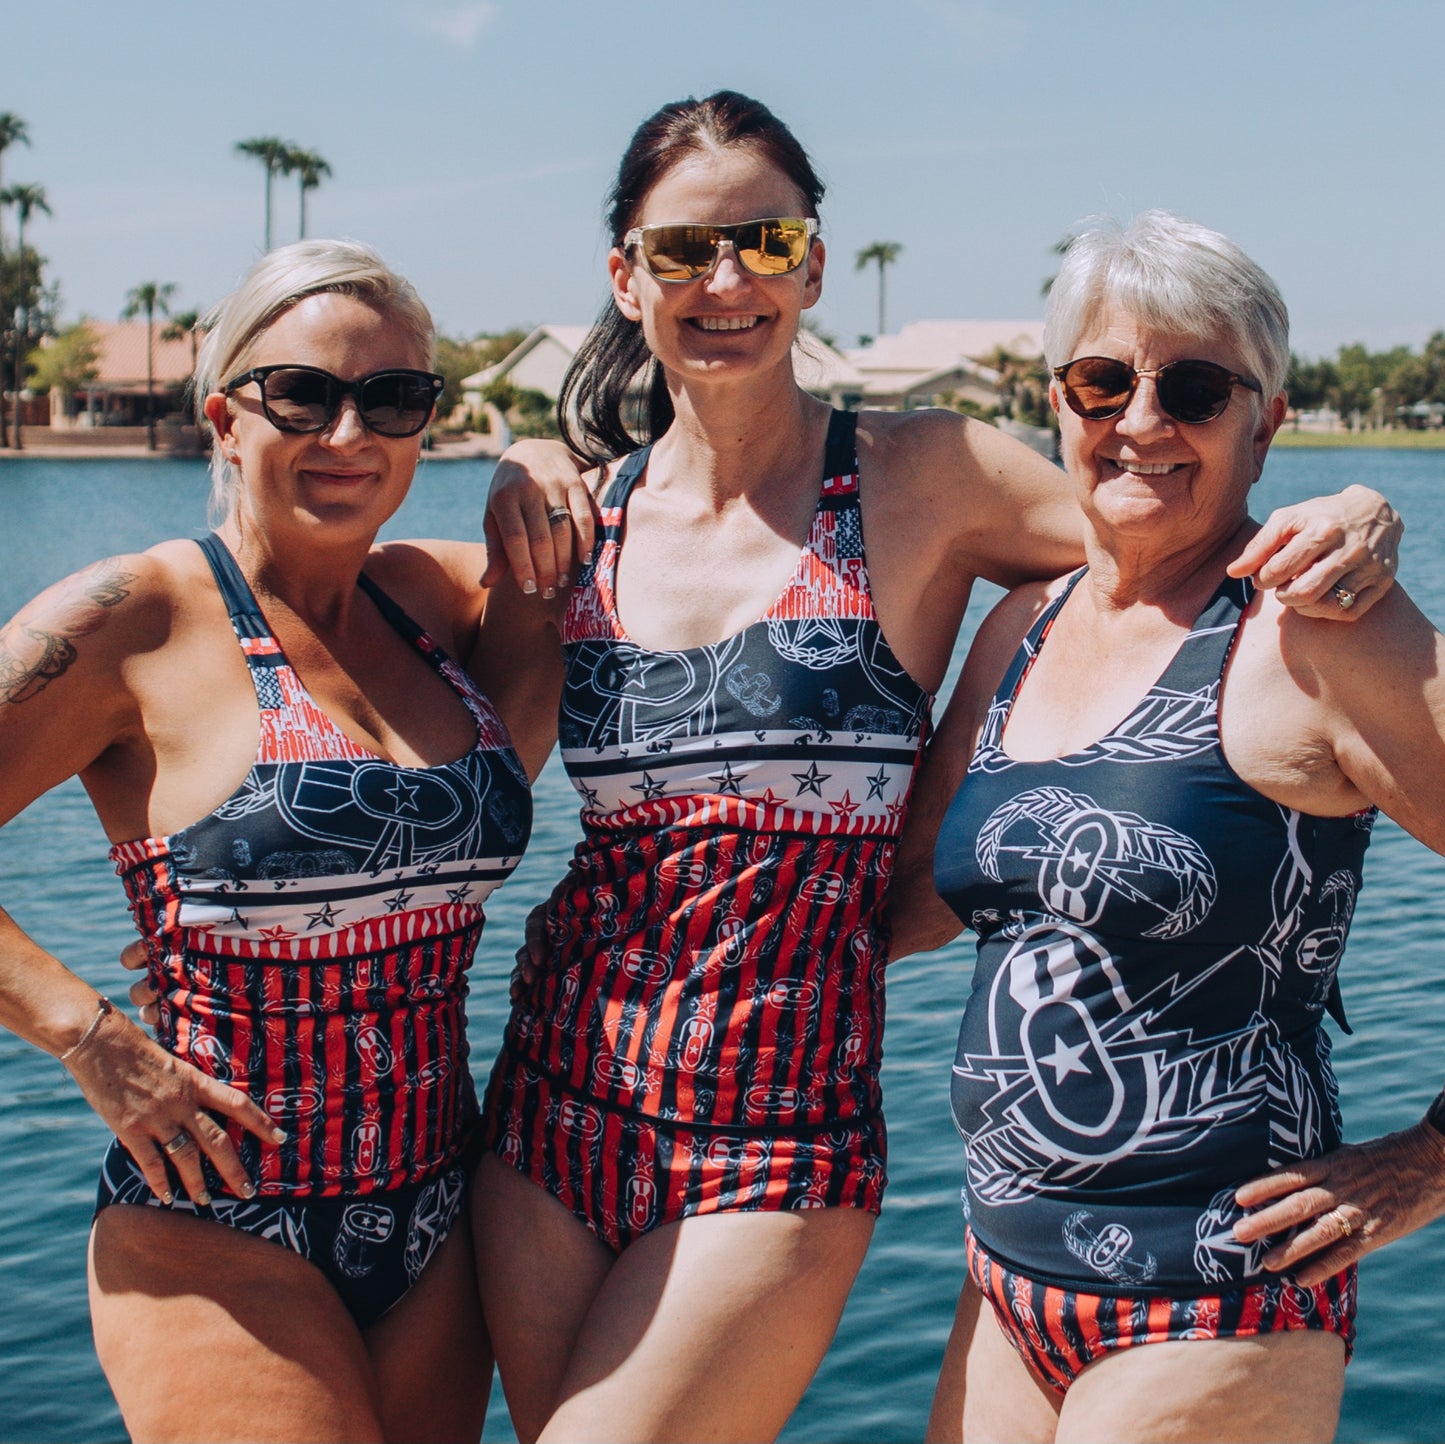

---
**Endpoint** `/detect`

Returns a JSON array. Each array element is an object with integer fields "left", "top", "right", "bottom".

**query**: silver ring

[
  {"left": 162, "top": 1129, "right": 192, "bottom": 1156},
  {"left": 545, "top": 506, "right": 571, "bottom": 527},
  {"left": 1332, "top": 584, "right": 1358, "bottom": 611}
]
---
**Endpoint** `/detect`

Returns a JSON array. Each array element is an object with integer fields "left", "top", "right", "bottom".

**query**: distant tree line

[{"left": 1288, "top": 335, "right": 1445, "bottom": 427}]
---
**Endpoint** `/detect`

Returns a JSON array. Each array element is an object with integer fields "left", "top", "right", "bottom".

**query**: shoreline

[{"left": 1272, "top": 429, "right": 1445, "bottom": 450}]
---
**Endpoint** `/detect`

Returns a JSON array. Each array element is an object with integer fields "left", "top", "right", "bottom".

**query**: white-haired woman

[
  {"left": 888, "top": 211, "right": 1445, "bottom": 1444},
  {"left": 0, "top": 240, "right": 551, "bottom": 1442}
]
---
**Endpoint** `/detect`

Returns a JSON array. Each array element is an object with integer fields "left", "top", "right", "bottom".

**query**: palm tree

[
  {"left": 855, "top": 241, "right": 903, "bottom": 340},
  {"left": 1039, "top": 234, "right": 1075, "bottom": 299},
  {"left": 978, "top": 344, "right": 1049, "bottom": 424},
  {"left": 290, "top": 148, "right": 332, "bottom": 239},
  {"left": 162, "top": 308, "right": 202, "bottom": 426},
  {"left": 1, "top": 182, "right": 49, "bottom": 450},
  {"left": 0, "top": 113, "right": 30, "bottom": 446},
  {"left": 235, "top": 136, "right": 293, "bottom": 250},
  {"left": 122, "top": 281, "right": 177, "bottom": 450}
]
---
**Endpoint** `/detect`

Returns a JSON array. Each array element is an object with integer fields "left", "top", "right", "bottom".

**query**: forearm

[
  {"left": 885, "top": 886, "right": 963, "bottom": 964},
  {"left": 0, "top": 904, "right": 109, "bottom": 1059}
]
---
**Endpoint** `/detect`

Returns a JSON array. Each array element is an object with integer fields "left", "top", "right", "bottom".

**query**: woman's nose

[
  {"left": 322, "top": 396, "right": 369, "bottom": 446},
  {"left": 1113, "top": 375, "right": 1175, "bottom": 442},
  {"left": 701, "top": 241, "right": 753, "bottom": 296}
]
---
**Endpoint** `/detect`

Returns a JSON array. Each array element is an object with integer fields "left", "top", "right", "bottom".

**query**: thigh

[
  {"left": 472, "top": 1154, "right": 615, "bottom": 1443},
  {"left": 1058, "top": 1330, "right": 1346, "bottom": 1444},
  {"left": 365, "top": 1207, "right": 491, "bottom": 1444},
  {"left": 924, "top": 1278, "right": 1060, "bottom": 1444},
  {"left": 89, "top": 1204, "right": 383, "bottom": 1443},
  {"left": 542, "top": 1205, "right": 876, "bottom": 1444}
]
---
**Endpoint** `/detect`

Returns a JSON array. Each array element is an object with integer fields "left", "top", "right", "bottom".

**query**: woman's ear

[
  {"left": 1252, "top": 390, "right": 1288, "bottom": 470},
  {"left": 203, "top": 392, "right": 239, "bottom": 462},
  {"left": 801, "top": 237, "right": 826, "bottom": 311},
  {"left": 608, "top": 247, "right": 643, "bottom": 322}
]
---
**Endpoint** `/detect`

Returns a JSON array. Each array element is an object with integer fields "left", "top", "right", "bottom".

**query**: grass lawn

[{"left": 1273, "top": 428, "right": 1445, "bottom": 449}]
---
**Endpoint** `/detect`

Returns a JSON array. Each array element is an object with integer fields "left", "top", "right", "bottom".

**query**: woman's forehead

[
  {"left": 638, "top": 147, "right": 808, "bottom": 222},
  {"left": 1074, "top": 302, "right": 1243, "bottom": 367},
  {"left": 247, "top": 294, "right": 426, "bottom": 368}
]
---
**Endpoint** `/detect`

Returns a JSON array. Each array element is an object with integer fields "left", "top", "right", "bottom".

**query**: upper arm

[
  {"left": 948, "top": 420, "right": 1083, "bottom": 587},
  {"left": 871, "top": 409, "right": 1083, "bottom": 591},
  {"left": 888, "top": 581, "right": 1053, "bottom": 960},
  {"left": 1307, "top": 588, "right": 1445, "bottom": 851},
  {"left": 468, "top": 575, "right": 564, "bottom": 781},
  {"left": 0, "top": 556, "right": 158, "bottom": 828}
]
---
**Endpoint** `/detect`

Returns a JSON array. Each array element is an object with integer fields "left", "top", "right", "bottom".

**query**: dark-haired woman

[{"left": 472, "top": 92, "right": 1399, "bottom": 1442}]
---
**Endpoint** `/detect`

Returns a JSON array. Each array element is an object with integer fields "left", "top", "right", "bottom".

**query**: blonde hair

[{"left": 197, "top": 239, "right": 435, "bottom": 521}]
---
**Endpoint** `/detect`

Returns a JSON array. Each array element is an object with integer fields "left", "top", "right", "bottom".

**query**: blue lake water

[{"left": 1, "top": 447, "right": 1443, "bottom": 1442}]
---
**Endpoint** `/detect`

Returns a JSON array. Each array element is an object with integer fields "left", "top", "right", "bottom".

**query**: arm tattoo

[{"left": 0, "top": 559, "right": 137, "bottom": 705}]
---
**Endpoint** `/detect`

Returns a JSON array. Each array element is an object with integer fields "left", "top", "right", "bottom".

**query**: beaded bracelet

[{"left": 58, "top": 996, "right": 114, "bottom": 1064}]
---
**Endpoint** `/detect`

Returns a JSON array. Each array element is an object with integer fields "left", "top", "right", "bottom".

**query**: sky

[{"left": 5, "top": 0, "right": 1443, "bottom": 361}]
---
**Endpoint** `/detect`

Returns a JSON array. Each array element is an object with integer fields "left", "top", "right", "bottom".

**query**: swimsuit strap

[
  {"left": 599, "top": 443, "right": 654, "bottom": 513},
  {"left": 822, "top": 407, "right": 859, "bottom": 483},
  {"left": 356, "top": 571, "right": 434, "bottom": 654},
  {"left": 1148, "top": 573, "right": 1253, "bottom": 695},
  {"left": 196, "top": 532, "right": 271, "bottom": 642}
]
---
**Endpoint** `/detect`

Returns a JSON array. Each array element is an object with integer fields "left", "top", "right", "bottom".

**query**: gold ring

[
  {"left": 1332, "top": 584, "right": 1358, "bottom": 611},
  {"left": 162, "top": 1129, "right": 192, "bottom": 1155},
  {"left": 1331, "top": 1208, "right": 1353, "bottom": 1239}
]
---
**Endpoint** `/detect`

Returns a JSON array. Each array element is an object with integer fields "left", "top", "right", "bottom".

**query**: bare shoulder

[
  {"left": 1257, "top": 578, "right": 1438, "bottom": 684},
  {"left": 1, "top": 545, "right": 194, "bottom": 692},
  {"left": 856, "top": 407, "right": 998, "bottom": 485},
  {"left": 366, "top": 538, "right": 488, "bottom": 599},
  {"left": 0, "top": 544, "right": 213, "bottom": 797}
]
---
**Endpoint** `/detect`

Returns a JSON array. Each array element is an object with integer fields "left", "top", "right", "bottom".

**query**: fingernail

[
  {"left": 161, "top": 1190, "right": 175, "bottom": 1206},
  {"left": 241, "top": 1181, "right": 257, "bottom": 1199},
  {"left": 558, "top": 574, "right": 569, "bottom": 589},
  {"left": 523, "top": 579, "right": 537, "bottom": 595},
  {"left": 195, "top": 1191, "right": 212, "bottom": 1207},
  {"left": 542, "top": 587, "right": 556, "bottom": 600},
  {"left": 272, "top": 1127, "right": 288, "bottom": 1144}
]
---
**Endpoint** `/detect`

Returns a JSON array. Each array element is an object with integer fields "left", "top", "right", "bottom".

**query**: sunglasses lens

[
  {"left": 736, "top": 219, "right": 810, "bottom": 276},
  {"left": 1156, "top": 361, "right": 1236, "bottom": 423},
  {"left": 1061, "top": 358, "right": 1134, "bottom": 419},
  {"left": 261, "top": 368, "right": 336, "bottom": 431},
  {"left": 643, "top": 225, "right": 721, "bottom": 280},
  {"left": 360, "top": 373, "right": 437, "bottom": 436}
]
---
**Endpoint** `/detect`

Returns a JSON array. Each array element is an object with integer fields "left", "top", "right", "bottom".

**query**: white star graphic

[
  {"left": 1040, "top": 1036, "right": 1092, "bottom": 1083},
  {"left": 386, "top": 775, "right": 421, "bottom": 814}
]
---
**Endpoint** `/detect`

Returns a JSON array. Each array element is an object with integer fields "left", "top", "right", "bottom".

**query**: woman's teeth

[
  {"left": 1115, "top": 460, "right": 1182, "bottom": 475},
  {"left": 696, "top": 316, "right": 759, "bottom": 331}
]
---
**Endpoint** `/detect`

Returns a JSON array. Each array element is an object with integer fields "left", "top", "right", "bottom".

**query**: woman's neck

[
  {"left": 1082, "top": 515, "right": 1259, "bottom": 619},
  {"left": 218, "top": 513, "right": 374, "bottom": 634},
  {"left": 650, "top": 363, "right": 831, "bottom": 507}
]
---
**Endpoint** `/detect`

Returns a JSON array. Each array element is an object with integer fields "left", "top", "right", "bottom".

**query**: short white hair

[
  {"left": 1044, "top": 211, "right": 1289, "bottom": 401},
  {"left": 197, "top": 239, "right": 435, "bottom": 521}
]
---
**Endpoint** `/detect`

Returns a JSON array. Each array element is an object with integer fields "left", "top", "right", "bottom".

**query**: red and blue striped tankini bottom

[
  {"left": 483, "top": 821, "right": 892, "bottom": 1252},
  {"left": 967, "top": 1228, "right": 1356, "bottom": 1394}
]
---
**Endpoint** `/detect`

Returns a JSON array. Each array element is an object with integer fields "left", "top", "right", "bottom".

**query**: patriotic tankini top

[
  {"left": 111, "top": 535, "right": 531, "bottom": 1196},
  {"left": 934, "top": 570, "right": 1375, "bottom": 1292},
  {"left": 503, "top": 410, "right": 933, "bottom": 1148}
]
